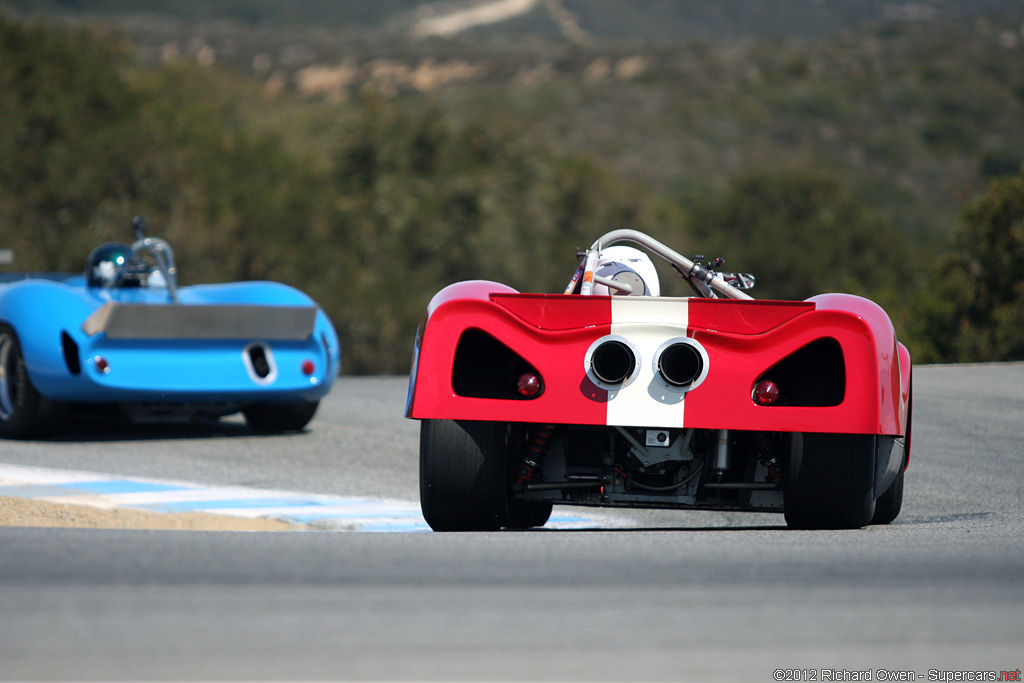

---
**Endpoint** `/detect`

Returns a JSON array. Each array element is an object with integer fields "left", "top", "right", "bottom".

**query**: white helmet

[{"left": 592, "top": 246, "right": 660, "bottom": 297}]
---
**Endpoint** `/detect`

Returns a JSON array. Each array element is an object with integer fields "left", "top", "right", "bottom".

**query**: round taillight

[
  {"left": 753, "top": 380, "right": 780, "bottom": 406},
  {"left": 517, "top": 373, "right": 543, "bottom": 398},
  {"left": 301, "top": 360, "right": 316, "bottom": 376},
  {"left": 94, "top": 356, "right": 110, "bottom": 374}
]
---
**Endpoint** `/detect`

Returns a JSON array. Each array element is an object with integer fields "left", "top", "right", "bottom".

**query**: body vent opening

[
  {"left": 320, "top": 332, "right": 333, "bottom": 375},
  {"left": 61, "top": 331, "right": 81, "bottom": 376},
  {"left": 452, "top": 329, "right": 541, "bottom": 399},
  {"left": 756, "top": 338, "right": 845, "bottom": 407}
]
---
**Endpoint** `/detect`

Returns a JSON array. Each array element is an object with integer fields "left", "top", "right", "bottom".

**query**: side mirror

[{"left": 720, "top": 272, "right": 756, "bottom": 290}]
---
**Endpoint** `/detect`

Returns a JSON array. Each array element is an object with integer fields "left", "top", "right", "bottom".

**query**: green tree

[
  {"left": 0, "top": 14, "right": 690, "bottom": 374},
  {"left": 322, "top": 100, "right": 685, "bottom": 373},
  {"left": 915, "top": 169, "right": 1024, "bottom": 362},
  {"left": 132, "top": 61, "right": 331, "bottom": 286},
  {"left": 0, "top": 14, "right": 153, "bottom": 266},
  {"left": 686, "top": 168, "right": 912, "bottom": 302}
]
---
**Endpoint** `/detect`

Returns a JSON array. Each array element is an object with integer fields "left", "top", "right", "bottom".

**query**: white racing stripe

[
  {"left": 608, "top": 297, "right": 690, "bottom": 428},
  {"left": 0, "top": 463, "right": 621, "bottom": 532}
]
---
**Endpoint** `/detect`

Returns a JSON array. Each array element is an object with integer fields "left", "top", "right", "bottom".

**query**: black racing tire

[
  {"left": 505, "top": 500, "right": 554, "bottom": 530},
  {"left": 872, "top": 385, "right": 911, "bottom": 525},
  {"left": 243, "top": 400, "right": 319, "bottom": 433},
  {"left": 784, "top": 432, "right": 876, "bottom": 529},
  {"left": 871, "top": 465, "right": 904, "bottom": 525},
  {"left": 0, "top": 324, "right": 57, "bottom": 439},
  {"left": 420, "top": 419, "right": 511, "bottom": 531}
]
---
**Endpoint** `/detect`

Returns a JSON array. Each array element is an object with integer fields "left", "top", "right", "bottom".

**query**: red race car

[{"left": 406, "top": 229, "right": 911, "bottom": 530}]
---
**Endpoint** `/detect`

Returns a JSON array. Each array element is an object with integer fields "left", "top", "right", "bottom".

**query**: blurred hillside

[
  {"left": 9, "top": 0, "right": 1024, "bottom": 242},
  {"left": 2, "top": 2, "right": 1024, "bottom": 369},
  {"left": 7, "top": 0, "right": 1022, "bottom": 41}
]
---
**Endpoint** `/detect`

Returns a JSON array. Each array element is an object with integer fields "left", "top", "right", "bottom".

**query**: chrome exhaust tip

[
  {"left": 590, "top": 339, "right": 636, "bottom": 386},
  {"left": 657, "top": 341, "right": 705, "bottom": 388}
]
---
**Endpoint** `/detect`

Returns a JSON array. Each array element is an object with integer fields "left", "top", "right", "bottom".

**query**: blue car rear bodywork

[{"left": 0, "top": 226, "right": 339, "bottom": 437}]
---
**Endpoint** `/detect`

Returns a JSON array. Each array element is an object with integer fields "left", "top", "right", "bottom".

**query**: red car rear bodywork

[
  {"left": 406, "top": 231, "right": 912, "bottom": 532},
  {"left": 407, "top": 281, "right": 910, "bottom": 440}
]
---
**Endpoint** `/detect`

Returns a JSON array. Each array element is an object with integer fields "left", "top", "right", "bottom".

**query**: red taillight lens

[
  {"left": 753, "top": 380, "right": 780, "bottom": 405},
  {"left": 517, "top": 373, "right": 543, "bottom": 398},
  {"left": 94, "top": 356, "right": 110, "bottom": 374},
  {"left": 301, "top": 360, "right": 316, "bottom": 376}
]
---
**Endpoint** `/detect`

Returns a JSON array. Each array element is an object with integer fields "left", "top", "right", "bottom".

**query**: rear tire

[
  {"left": 871, "top": 465, "right": 904, "bottom": 525},
  {"left": 505, "top": 500, "right": 553, "bottom": 529},
  {"left": 873, "top": 381, "right": 911, "bottom": 525},
  {"left": 420, "top": 419, "right": 511, "bottom": 531},
  {"left": 784, "top": 432, "right": 876, "bottom": 529},
  {"left": 243, "top": 400, "right": 319, "bottom": 433},
  {"left": 0, "top": 324, "right": 57, "bottom": 439}
]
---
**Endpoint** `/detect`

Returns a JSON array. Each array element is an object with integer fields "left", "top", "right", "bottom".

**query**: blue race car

[{"left": 0, "top": 218, "right": 340, "bottom": 438}]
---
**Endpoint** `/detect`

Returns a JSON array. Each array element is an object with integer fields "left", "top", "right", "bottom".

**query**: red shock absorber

[
  {"left": 515, "top": 423, "right": 556, "bottom": 490},
  {"left": 754, "top": 432, "right": 783, "bottom": 482}
]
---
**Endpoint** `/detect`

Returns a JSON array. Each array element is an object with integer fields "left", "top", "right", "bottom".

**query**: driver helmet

[
  {"left": 86, "top": 242, "right": 130, "bottom": 288},
  {"left": 592, "top": 246, "right": 660, "bottom": 296}
]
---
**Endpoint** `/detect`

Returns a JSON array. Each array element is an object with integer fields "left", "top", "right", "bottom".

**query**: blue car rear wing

[{"left": 81, "top": 302, "right": 318, "bottom": 341}]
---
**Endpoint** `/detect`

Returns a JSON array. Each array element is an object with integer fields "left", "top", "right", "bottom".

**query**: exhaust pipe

[
  {"left": 657, "top": 341, "right": 704, "bottom": 388},
  {"left": 590, "top": 340, "right": 636, "bottom": 385}
]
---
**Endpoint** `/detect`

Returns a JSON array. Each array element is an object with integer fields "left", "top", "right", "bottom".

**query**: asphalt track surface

[{"left": 1, "top": 364, "right": 1022, "bottom": 681}]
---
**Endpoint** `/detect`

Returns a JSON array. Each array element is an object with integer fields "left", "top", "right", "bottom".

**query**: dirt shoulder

[{"left": 0, "top": 495, "right": 305, "bottom": 531}]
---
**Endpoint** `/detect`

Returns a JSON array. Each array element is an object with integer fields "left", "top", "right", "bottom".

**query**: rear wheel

[
  {"left": 871, "top": 465, "right": 904, "bottom": 525},
  {"left": 784, "top": 432, "right": 876, "bottom": 529},
  {"left": 872, "top": 386, "right": 911, "bottom": 525},
  {"left": 243, "top": 400, "right": 319, "bottom": 433},
  {"left": 505, "top": 500, "right": 553, "bottom": 529},
  {"left": 0, "top": 324, "right": 57, "bottom": 439},
  {"left": 421, "top": 419, "right": 537, "bottom": 531}
]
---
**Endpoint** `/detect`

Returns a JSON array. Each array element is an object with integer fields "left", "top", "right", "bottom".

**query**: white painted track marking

[{"left": 0, "top": 463, "right": 620, "bottom": 531}]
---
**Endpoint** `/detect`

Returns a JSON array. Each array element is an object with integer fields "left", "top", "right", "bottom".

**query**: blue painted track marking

[{"left": 0, "top": 464, "right": 622, "bottom": 532}]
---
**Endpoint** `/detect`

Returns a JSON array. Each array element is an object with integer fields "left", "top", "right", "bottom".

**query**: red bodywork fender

[{"left": 406, "top": 281, "right": 910, "bottom": 438}]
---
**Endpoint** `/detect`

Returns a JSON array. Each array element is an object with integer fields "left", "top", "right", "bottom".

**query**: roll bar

[
  {"left": 587, "top": 229, "right": 753, "bottom": 301},
  {"left": 131, "top": 216, "right": 179, "bottom": 303}
]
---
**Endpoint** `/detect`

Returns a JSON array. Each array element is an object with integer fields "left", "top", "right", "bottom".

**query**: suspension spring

[
  {"left": 754, "top": 432, "right": 783, "bottom": 482},
  {"left": 516, "top": 423, "right": 556, "bottom": 490}
]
